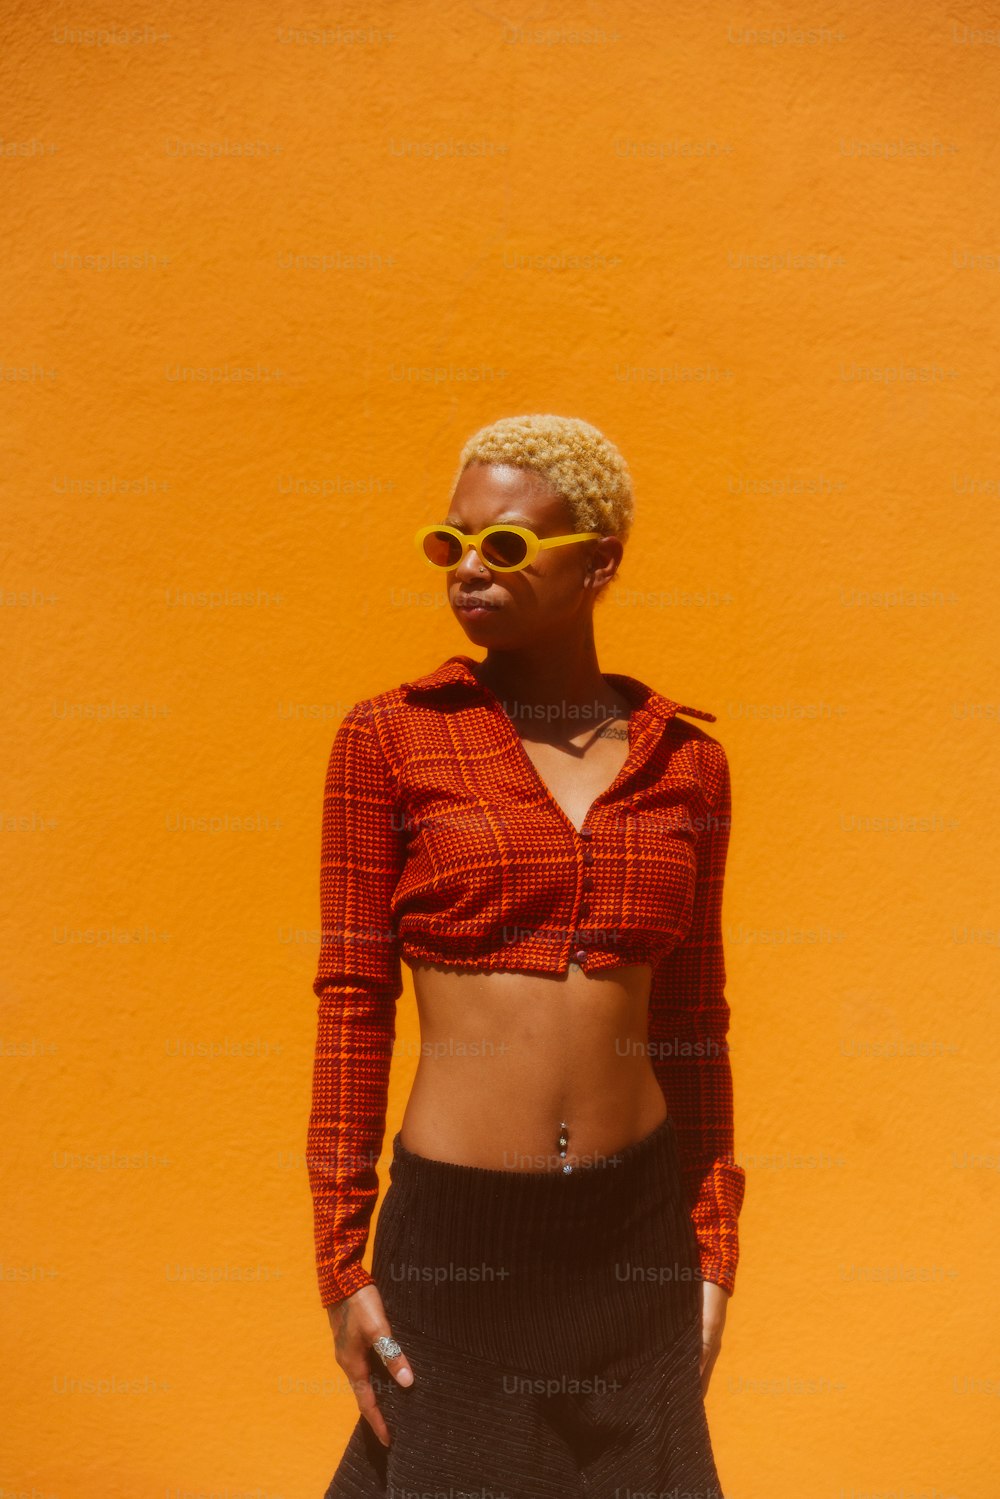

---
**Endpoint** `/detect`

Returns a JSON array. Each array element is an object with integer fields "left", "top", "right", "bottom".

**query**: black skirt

[{"left": 325, "top": 1111, "right": 726, "bottom": 1499}]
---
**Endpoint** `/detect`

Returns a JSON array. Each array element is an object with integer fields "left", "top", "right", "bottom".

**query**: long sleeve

[
  {"left": 647, "top": 737, "right": 746, "bottom": 1296},
  {"left": 306, "top": 702, "right": 407, "bottom": 1308}
]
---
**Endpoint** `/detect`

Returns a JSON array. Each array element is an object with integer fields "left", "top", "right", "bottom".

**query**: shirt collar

[{"left": 400, "top": 654, "right": 716, "bottom": 725}]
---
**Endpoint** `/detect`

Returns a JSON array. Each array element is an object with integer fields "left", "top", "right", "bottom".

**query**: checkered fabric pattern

[{"left": 306, "top": 653, "right": 745, "bottom": 1306}]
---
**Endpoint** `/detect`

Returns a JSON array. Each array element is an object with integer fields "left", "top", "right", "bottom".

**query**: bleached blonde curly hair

[{"left": 450, "top": 414, "right": 634, "bottom": 545}]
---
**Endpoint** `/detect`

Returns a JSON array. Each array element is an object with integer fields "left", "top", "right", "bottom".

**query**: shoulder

[
  {"left": 332, "top": 672, "right": 438, "bottom": 775},
  {"left": 345, "top": 657, "right": 480, "bottom": 744},
  {"left": 662, "top": 710, "right": 730, "bottom": 808},
  {"left": 343, "top": 684, "right": 407, "bottom": 723},
  {"left": 346, "top": 655, "right": 466, "bottom": 717}
]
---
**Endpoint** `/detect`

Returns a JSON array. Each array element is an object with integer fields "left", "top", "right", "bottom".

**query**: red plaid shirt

[{"left": 307, "top": 653, "right": 745, "bottom": 1306}]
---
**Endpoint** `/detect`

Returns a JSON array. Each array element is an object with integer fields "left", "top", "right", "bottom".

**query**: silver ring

[{"left": 372, "top": 1334, "right": 403, "bottom": 1364}]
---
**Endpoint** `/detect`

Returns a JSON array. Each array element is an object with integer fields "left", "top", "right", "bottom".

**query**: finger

[
  {"left": 700, "top": 1342, "right": 720, "bottom": 1399},
  {"left": 350, "top": 1368, "right": 391, "bottom": 1449},
  {"left": 372, "top": 1329, "right": 415, "bottom": 1388}
]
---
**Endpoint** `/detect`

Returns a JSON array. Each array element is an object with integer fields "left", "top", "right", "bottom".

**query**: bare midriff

[
  {"left": 399, "top": 673, "right": 669, "bottom": 1172},
  {"left": 400, "top": 961, "right": 669, "bottom": 1172}
]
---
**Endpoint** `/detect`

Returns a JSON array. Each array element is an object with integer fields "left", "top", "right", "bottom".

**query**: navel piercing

[{"left": 558, "top": 1119, "right": 572, "bottom": 1174}]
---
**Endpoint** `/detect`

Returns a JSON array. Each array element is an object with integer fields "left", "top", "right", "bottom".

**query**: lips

[{"left": 455, "top": 598, "right": 499, "bottom": 612}]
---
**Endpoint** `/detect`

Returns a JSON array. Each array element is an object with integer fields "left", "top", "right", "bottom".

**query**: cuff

[
  {"left": 318, "top": 1257, "right": 375, "bottom": 1309},
  {"left": 689, "top": 1158, "right": 746, "bottom": 1297}
]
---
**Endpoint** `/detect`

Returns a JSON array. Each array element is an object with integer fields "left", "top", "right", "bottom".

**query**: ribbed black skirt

[{"left": 325, "top": 1111, "right": 726, "bottom": 1499}]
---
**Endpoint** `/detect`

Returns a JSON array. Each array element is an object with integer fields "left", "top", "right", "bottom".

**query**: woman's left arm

[{"left": 646, "top": 736, "right": 745, "bottom": 1393}]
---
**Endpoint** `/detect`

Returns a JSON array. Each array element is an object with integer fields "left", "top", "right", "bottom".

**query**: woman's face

[{"left": 442, "top": 462, "right": 622, "bottom": 644}]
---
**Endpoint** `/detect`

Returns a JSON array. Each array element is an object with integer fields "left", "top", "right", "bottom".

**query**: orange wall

[{"left": 4, "top": 2, "right": 998, "bottom": 1495}]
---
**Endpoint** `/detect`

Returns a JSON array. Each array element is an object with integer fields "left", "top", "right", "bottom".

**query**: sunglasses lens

[
  {"left": 422, "top": 530, "right": 463, "bottom": 568},
  {"left": 480, "top": 528, "right": 529, "bottom": 568}
]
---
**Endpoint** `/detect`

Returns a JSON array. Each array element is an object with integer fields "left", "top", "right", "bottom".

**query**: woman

[{"left": 306, "top": 413, "right": 746, "bottom": 1499}]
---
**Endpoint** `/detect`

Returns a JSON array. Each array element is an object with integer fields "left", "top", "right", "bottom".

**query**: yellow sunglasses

[{"left": 414, "top": 523, "right": 601, "bottom": 573}]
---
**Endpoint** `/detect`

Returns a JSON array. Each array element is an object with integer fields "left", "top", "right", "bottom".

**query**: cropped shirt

[{"left": 306, "top": 652, "right": 746, "bottom": 1306}]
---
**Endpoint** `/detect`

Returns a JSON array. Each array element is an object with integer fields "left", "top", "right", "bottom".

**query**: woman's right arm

[{"left": 305, "top": 700, "right": 414, "bottom": 1441}]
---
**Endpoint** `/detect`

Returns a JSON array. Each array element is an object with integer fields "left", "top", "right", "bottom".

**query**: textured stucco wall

[{"left": 4, "top": 2, "right": 998, "bottom": 1495}]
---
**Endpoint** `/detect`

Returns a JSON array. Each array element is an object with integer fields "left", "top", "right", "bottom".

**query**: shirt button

[
  {"left": 582, "top": 849, "right": 594, "bottom": 865},
  {"left": 578, "top": 828, "right": 593, "bottom": 839},
  {"left": 572, "top": 947, "right": 588, "bottom": 964}
]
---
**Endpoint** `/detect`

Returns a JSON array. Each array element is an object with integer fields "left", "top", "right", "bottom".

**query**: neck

[{"left": 468, "top": 635, "right": 630, "bottom": 724}]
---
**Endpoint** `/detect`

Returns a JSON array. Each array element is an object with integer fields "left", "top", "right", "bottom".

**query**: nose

[{"left": 453, "top": 541, "right": 490, "bottom": 579}]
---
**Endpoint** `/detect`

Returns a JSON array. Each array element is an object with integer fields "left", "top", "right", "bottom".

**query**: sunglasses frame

[{"left": 414, "top": 523, "right": 602, "bottom": 573}]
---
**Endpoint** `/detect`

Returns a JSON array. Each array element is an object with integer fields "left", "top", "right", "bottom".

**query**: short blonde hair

[{"left": 451, "top": 414, "right": 634, "bottom": 544}]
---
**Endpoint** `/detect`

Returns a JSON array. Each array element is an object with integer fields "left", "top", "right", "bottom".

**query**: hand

[
  {"left": 327, "top": 1282, "right": 415, "bottom": 1448},
  {"left": 698, "top": 1277, "right": 729, "bottom": 1398}
]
